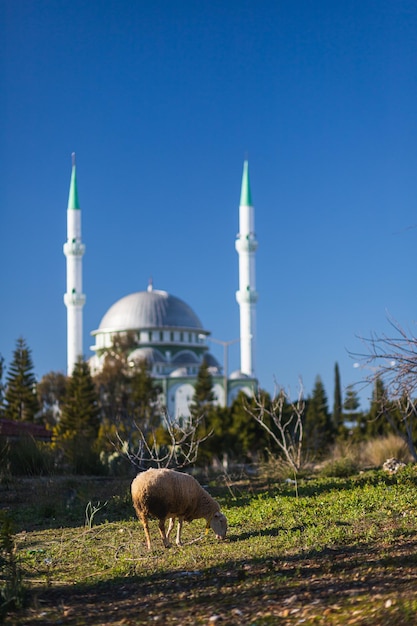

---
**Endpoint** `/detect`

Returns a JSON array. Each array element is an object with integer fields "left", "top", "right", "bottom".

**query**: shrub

[
  {"left": 319, "top": 457, "right": 358, "bottom": 478},
  {"left": 0, "top": 512, "right": 25, "bottom": 618},
  {"left": 361, "top": 434, "right": 412, "bottom": 468},
  {"left": 3, "top": 437, "right": 55, "bottom": 476}
]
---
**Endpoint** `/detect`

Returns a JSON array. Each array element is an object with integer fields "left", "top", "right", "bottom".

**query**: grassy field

[{"left": 2, "top": 466, "right": 417, "bottom": 625}]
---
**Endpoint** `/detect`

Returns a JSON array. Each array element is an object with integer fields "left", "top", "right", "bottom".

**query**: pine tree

[
  {"left": 229, "top": 390, "right": 271, "bottom": 458},
  {"left": 94, "top": 351, "right": 130, "bottom": 422},
  {"left": 304, "top": 376, "right": 333, "bottom": 457},
  {"left": 55, "top": 359, "right": 101, "bottom": 473},
  {"left": 342, "top": 384, "right": 362, "bottom": 440},
  {"left": 37, "top": 371, "right": 68, "bottom": 428},
  {"left": 4, "top": 337, "right": 39, "bottom": 422},
  {"left": 0, "top": 353, "right": 5, "bottom": 417},
  {"left": 332, "top": 362, "right": 343, "bottom": 431},
  {"left": 360, "top": 376, "right": 402, "bottom": 440},
  {"left": 129, "top": 359, "right": 161, "bottom": 428},
  {"left": 190, "top": 359, "right": 215, "bottom": 419}
]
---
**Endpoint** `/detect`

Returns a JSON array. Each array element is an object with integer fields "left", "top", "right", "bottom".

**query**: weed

[
  {"left": 0, "top": 512, "right": 25, "bottom": 619},
  {"left": 84, "top": 501, "right": 108, "bottom": 529}
]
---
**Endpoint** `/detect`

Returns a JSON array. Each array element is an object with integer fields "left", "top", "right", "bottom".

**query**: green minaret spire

[
  {"left": 67, "top": 152, "right": 80, "bottom": 210},
  {"left": 240, "top": 159, "right": 252, "bottom": 206}
]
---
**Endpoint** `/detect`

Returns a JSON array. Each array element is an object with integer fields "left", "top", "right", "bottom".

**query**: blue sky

[{"left": 2, "top": 0, "right": 417, "bottom": 410}]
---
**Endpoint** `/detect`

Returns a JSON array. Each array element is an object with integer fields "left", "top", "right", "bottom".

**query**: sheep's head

[{"left": 210, "top": 511, "right": 227, "bottom": 540}]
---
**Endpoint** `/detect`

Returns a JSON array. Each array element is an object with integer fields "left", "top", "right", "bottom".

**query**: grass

[{"left": 2, "top": 467, "right": 417, "bottom": 624}]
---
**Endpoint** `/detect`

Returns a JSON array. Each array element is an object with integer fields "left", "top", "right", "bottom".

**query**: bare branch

[
  {"left": 244, "top": 382, "right": 305, "bottom": 473},
  {"left": 111, "top": 409, "right": 213, "bottom": 470},
  {"left": 353, "top": 315, "right": 417, "bottom": 461}
]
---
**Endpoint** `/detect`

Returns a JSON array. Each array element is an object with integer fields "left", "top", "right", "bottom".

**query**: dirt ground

[
  {"left": 3, "top": 477, "right": 417, "bottom": 625},
  {"left": 5, "top": 540, "right": 417, "bottom": 625}
]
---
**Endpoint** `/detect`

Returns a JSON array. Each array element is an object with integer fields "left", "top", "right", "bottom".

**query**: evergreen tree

[
  {"left": 358, "top": 376, "right": 404, "bottom": 441},
  {"left": 344, "top": 385, "right": 361, "bottom": 415},
  {"left": 4, "top": 337, "right": 39, "bottom": 422},
  {"left": 229, "top": 390, "right": 271, "bottom": 459},
  {"left": 94, "top": 351, "right": 130, "bottom": 423},
  {"left": 304, "top": 376, "right": 333, "bottom": 457},
  {"left": 37, "top": 371, "right": 68, "bottom": 428},
  {"left": 343, "top": 384, "right": 362, "bottom": 437},
  {"left": 361, "top": 376, "right": 390, "bottom": 439},
  {"left": 55, "top": 359, "right": 101, "bottom": 473},
  {"left": 332, "top": 362, "right": 343, "bottom": 431},
  {"left": 94, "top": 331, "right": 137, "bottom": 423},
  {"left": 190, "top": 359, "right": 215, "bottom": 419},
  {"left": 0, "top": 353, "right": 5, "bottom": 417},
  {"left": 129, "top": 359, "right": 162, "bottom": 428}
]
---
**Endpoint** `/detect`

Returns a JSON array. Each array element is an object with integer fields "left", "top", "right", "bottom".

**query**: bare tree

[
  {"left": 113, "top": 409, "right": 213, "bottom": 470},
  {"left": 355, "top": 316, "right": 417, "bottom": 461},
  {"left": 244, "top": 382, "right": 305, "bottom": 474}
]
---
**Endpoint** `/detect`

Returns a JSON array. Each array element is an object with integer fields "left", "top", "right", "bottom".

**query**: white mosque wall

[{"left": 167, "top": 382, "right": 195, "bottom": 419}]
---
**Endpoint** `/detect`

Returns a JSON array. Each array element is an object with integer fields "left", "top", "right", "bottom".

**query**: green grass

[{"left": 3, "top": 468, "right": 417, "bottom": 624}]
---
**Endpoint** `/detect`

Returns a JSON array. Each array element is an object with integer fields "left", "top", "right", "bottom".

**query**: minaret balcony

[
  {"left": 63, "top": 241, "right": 86, "bottom": 257},
  {"left": 235, "top": 235, "right": 258, "bottom": 253},
  {"left": 64, "top": 292, "right": 86, "bottom": 307},
  {"left": 236, "top": 288, "right": 258, "bottom": 304}
]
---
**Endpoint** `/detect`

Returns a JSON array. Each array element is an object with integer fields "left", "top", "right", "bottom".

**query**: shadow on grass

[{"left": 9, "top": 538, "right": 417, "bottom": 625}]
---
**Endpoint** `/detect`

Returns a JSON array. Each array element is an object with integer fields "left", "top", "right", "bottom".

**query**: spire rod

[{"left": 72, "top": 152, "right": 76, "bottom": 167}]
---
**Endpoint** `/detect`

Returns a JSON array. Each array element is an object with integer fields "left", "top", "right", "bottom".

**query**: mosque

[{"left": 63, "top": 156, "right": 258, "bottom": 417}]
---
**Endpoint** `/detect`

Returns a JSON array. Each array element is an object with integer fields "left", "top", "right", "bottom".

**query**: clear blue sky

[{"left": 2, "top": 0, "right": 417, "bottom": 410}]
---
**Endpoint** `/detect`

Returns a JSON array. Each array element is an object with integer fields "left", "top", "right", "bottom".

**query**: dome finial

[{"left": 147, "top": 276, "right": 153, "bottom": 292}]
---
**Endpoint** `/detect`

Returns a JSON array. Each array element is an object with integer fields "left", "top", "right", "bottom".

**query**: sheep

[{"left": 131, "top": 468, "right": 228, "bottom": 550}]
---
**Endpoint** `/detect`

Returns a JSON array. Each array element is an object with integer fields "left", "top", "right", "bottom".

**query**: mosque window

[
  {"left": 170, "top": 331, "right": 174, "bottom": 341},
  {"left": 180, "top": 332, "right": 184, "bottom": 342},
  {"left": 188, "top": 332, "right": 192, "bottom": 342},
  {"left": 149, "top": 331, "right": 152, "bottom": 341},
  {"left": 159, "top": 331, "right": 163, "bottom": 341}
]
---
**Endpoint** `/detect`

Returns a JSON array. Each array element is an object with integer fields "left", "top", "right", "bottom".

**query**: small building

[{"left": 0, "top": 418, "right": 52, "bottom": 442}]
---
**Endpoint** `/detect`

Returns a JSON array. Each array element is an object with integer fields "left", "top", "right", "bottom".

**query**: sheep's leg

[
  {"left": 158, "top": 518, "right": 171, "bottom": 548},
  {"left": 166, "top": 517, "right": 175, "bottom": 543},
  {"left": 139, "top": 514, "right": 152, "bottom": 551},
  {"left": 176, "top": 517, "right": 184, "bottom": 546}
]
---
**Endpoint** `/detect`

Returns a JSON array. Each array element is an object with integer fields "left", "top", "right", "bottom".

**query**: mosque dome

[
  {"left": 128, "top": 347, "right": 166, "bottom": 365},
  {"left": 229, "top": 369, "right": 250, "bottom": 380},
  {"left": 96, "top": 286, "right": 204, "bottom": 333},
  {"left": 170, "top": 367, "right": 189, "bottom": 378}
]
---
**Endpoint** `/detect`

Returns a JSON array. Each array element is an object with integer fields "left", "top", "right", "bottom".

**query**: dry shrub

[
  {"left": 361, "top": 434, "right": 412, "bottom": 468},
  {"left": 318, "top": 441, "right": 361, "bottom": 477}
]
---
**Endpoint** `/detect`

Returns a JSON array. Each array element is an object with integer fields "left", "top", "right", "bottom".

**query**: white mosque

[{"left": 63, "top": 156, "right": 258, "bottom": 417}]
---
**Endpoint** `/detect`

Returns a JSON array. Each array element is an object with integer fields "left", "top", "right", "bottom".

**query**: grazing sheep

[{"left": 131, "top": 468, "right": 228, "bottom": 550}]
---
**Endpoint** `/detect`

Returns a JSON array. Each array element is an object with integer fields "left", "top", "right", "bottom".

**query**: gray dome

[
  {"left": 229, "top": 369, "right": 250, "bottom": 380},
  {"left": 203, "top": 353, "right": 221, "bottom": 369},
  {"left": 97, "top": 289, "right": 203, "bottom": 332},
  {"left": 170, "top": 367, "right": 188, "bottom": 378},
  {"left": 172, "top": 351, "right": 200, "bottom": 365},
  {"left": 129, "top": 347, "right": 166, "bottom": 365}
]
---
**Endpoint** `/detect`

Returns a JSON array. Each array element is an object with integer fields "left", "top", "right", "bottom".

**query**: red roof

[{"left": 0, "top": 418, "right": 52, "bottom": 441}]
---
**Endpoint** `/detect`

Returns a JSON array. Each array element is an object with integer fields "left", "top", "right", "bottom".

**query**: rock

[{"left": 382, "top": 458, "right": 406, "bottom": 474}]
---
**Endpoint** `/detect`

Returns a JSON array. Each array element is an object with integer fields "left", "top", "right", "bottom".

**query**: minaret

[
  {"left": 235, "top": 160, "right": 258, "bottom": 376},
  {"left": 63, "top": 153, "right": 86, "bottom": 375}
]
